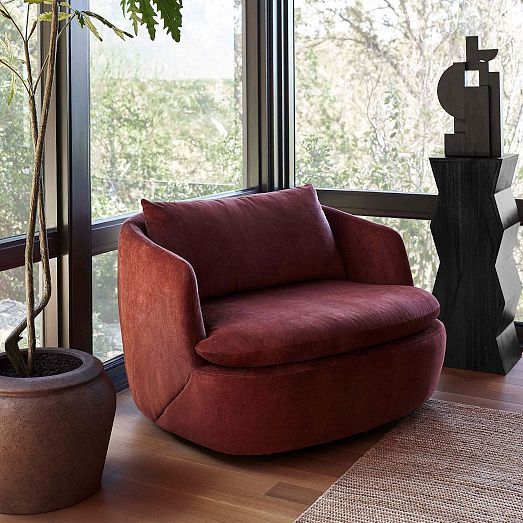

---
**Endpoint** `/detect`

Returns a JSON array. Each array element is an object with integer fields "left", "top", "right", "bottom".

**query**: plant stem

[
  {"left": 28, "top": 0, "right": 58, "bottom": 374},
  {"left": 17, "top": 0, "right": 57, "bottom": 375},
  {"left": 4, "top": 0, "right": 62, "bottom": 375}
]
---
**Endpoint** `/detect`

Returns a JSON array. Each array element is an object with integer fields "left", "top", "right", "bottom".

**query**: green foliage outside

[
  {"left": 0, "top": 7, "right": 34, "bottom": 241},
  {"left": 90, "top": 73, "right": 243, "bottom": 219}
]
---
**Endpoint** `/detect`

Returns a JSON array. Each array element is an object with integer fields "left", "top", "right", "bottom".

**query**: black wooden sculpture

[
  {"left": 431, "top": 36, "right": 521, "bottom": 374},
  {"left": 437, "top": 36, "right": 502, "bottom": 157}
]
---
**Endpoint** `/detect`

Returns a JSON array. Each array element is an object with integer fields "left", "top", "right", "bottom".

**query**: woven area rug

[{"left": 297, "top": 399, "right": 523, "bottom": 522}]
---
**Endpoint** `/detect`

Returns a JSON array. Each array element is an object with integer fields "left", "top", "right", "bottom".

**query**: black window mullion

[
  {"left": 0, "top": 232, "right": 60, "bottom": 273},
  {"left": 56, "top": 0, "right": 92, "bottom": 354}
]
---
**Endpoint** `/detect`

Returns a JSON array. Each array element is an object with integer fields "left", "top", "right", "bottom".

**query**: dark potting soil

[{"left": 0, "top": 352, "right": 82, "bottom": 378}]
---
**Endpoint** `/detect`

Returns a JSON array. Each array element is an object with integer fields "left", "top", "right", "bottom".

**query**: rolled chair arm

[
  {"left": 323, "top": 206, "right": 413, "bottom": 286},
  {"left": 118, "top": 214, "right": 206, "bottom": 421}
]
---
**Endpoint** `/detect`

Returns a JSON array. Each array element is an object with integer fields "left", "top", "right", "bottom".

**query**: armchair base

[{"left": 153, "top": 321, "right": 445, "bottom": 455}]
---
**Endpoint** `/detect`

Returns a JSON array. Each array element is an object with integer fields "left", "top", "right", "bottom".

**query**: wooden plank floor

[{"left": 2, "top": 359, "right": 523, "bottom": 522}]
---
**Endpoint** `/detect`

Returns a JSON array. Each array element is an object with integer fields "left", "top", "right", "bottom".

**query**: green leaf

[
  {"left": 138, "top": 0, "right": 158, "bottom": 40},
  {"left": 37, "top": 12, "right": 52, "bottom": 21},
  {"left": 83, "top": 11, "right": 134, "bottom": 40},
  {"left": 152, "top": 0, "right": 182, "bottom": 42},
  {"left": 38, "top": 11, "right": 73, "bottom": 22},
  {"left": 75, "top": 11, "right": 85, "bottom": 28},
  {"left": 0, "top": 36, "right": 21, "bottom": 105},
  {"left": 7, "top": 71, "right": 16, "bottom": 105},
  {"left": 82, "top": 14, "right": 102, "bottom": 41},
  {"left": 119, "top": 0, "right": 183, "bottom": 42},
  {"left": 121, "top": 0, "right": 141, "bottom": 36}
]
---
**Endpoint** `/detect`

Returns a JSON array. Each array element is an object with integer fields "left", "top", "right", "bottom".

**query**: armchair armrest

[
  {"left": 118, "top": 214, "right": 206, "bottom": 421},
  {"left": 323, "top": 206, "right": 413, "bottom": 286}
]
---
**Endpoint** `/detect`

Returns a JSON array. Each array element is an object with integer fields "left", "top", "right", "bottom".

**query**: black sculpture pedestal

[{"left": 430, "top": 155, "right": 521, "bottom": 374}]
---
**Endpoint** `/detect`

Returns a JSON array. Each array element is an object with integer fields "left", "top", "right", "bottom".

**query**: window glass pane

[
  {"left": 0, "top": 265, "right": 41, "bottom": 349},
  {"left": 364, "top": 217, "right": 437, "bottom": 291},
  {"left": 295, "top": 1, "right": 523, "bottom": 193},
  {"left": 90, "top": 0, "right": 244, "bottom": 219},
  {"left": 92, "top": 252, "right": 122, "bottom": 362},
  {"left": 0, "top": 3, "right": 38, "bottom": 238}
]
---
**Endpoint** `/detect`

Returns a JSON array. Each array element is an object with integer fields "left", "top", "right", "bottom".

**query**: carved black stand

[{"left": 430, "top": 155, "right": 521, "bottom": 374}]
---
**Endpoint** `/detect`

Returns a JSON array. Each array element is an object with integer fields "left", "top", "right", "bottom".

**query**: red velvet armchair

[{"left": 118, "top": 185, "right": 445, "bottom": 455}]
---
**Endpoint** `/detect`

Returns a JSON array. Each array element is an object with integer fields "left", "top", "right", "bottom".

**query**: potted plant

[{"left": 0, "top": 0, "right": 182, "bottom": 515}]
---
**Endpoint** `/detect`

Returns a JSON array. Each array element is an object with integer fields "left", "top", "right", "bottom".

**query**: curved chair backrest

[{"left": 118, "top": 213, "right": 206, "bottom": 421}]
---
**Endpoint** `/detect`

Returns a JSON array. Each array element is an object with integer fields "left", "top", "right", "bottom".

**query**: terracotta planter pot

[{"left": 0, "top": 348, "right": 116, "bottom": 515}]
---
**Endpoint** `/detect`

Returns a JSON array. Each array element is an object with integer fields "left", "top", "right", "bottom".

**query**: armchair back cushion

[{"left": 142, "top": 185, "right": 346, "bottom": 299}]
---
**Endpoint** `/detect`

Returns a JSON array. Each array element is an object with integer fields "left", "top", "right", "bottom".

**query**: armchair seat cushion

[{"left": 196, "top": 280, "right": 440, "bottom": 368}]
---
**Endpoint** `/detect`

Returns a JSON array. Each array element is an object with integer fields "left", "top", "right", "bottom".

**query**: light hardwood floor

[{"left": 3, "top": 359, "right": 523, "bottom": 523}]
